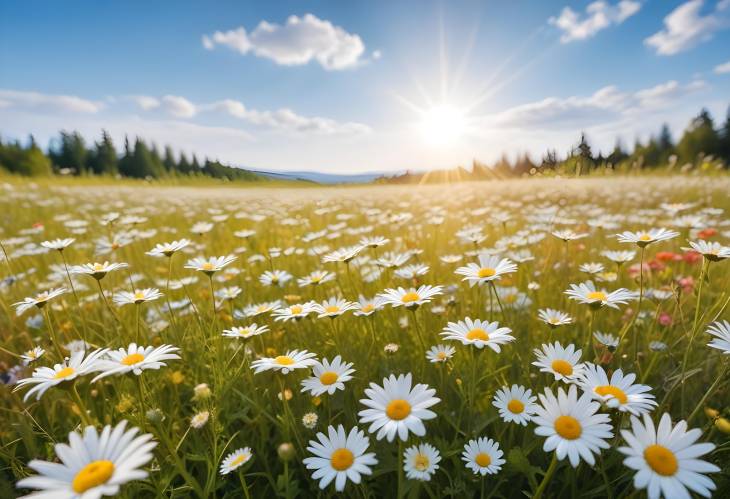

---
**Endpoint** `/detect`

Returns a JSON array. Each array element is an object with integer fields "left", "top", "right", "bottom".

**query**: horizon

[{"left": 1, "top": 0, "right": 730, "bottom": 174}]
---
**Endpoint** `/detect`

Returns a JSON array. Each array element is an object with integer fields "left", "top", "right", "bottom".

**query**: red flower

[
  {"left": 655, "top": 251, "right": 681, "bottom": 262},
  {"left": 697, "top": 228, "right": 717, "bottom": 239},
  {"left": 682, "top": 251, "right": 702, "bottom": 264}
]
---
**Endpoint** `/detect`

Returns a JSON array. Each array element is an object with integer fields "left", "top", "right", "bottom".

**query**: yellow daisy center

[
  {"left": 401, "top": 292, "right": 420, "bottom": 303},
  {"left": 507, "top": 399, "right": 525, "bottom": 414},
  {"left": 134, "top": 291, "right": 146, "bottom": 300},
  {"left": 586, "top": 291, "right": 607, "bottom": 301},
  {"left": 54, "top": 366, "right": 75, "bottom": 379},
  {"left": 290, "top": 305, "right": 303, "bottom": 314},
  {"left": 319, "top": 371, "right": 339, "bottom": 385},
  {"left": 554, "top": 415, "right": 582, "bottom": 440},
  {"left": 230, "top": 453, "right": 249, "bottom": 467},
  {"left": 325, "top": 305, "right": 340, "bottom": 313},
  {"left": 361, "top": 304, "right": 374, "bottom": 313},
  {"left": 330, "top": 448, "right": 354, "bottom": 471},
  {"left": 644, "top": 445, "right": 678, "bottom": 476},
  {"left": 414, "top": 453, "right": 430, "bottom": 471},
  {"left": 594, "top": 385, "right": 628, "bottom": 405},
  {"left": 93, "top": 263, "right": 105, "bottom": 271},
  {"left": 477, "top": 267, "right": 496, "bottom": 278},
  {"left": 201, "top": 262, "right": 215, "bottom": 271},
  {"left": 639, "top": 234, "right": 652, "bottom": 241},
  {"left": 436, "top": 352, "right": 447, "bottom": 360},
  {"left": 72, "top": 460, "right": 115, "bottom": 493},
  {"left": 386, "top": 399, "right": 412, "bottom": 420},
  {"left": 275, "top": 356, "right": 295, "bottom": 366},
  {"left": 475, "top": 452, "right": 492, "bottom": 467},
  {"left": 121, "top": 353, "right": 145, "bottom": 366},
  {"left": 551, "top": 360, "right": 573, "bottom": 376},
  {"left": 466, "top": 328, "right": 489, "bottom": 341}
]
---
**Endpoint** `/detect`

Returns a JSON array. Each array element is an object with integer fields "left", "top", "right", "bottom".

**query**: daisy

[
  {"left": 492, "top": 384, "right": 538, "bottom": 426},
  {"left": 297, "top": 270, "right": 335, "bottom": 287},
  {"left": 594, "top": 331, "right": 620, "bottom": 349},
  {"left": 112, "top": 288, "right": 163, "bottom": 306},
  {"left": 219, "top": 447, "right": 253, "bottom": 475},
  {"left": 533, "top": 385, "right": 613, "bottom": 467},
  {"left": 359, "top": 236, "right": 389, "bottom": 248},
  {"left": 146, "top": 239, "right": 191, "bottom": 257},
  {"left": 40, "top": 238, "right": 75, "bottom": 251},
  {"left": 683, "top": 240, "right": 730, "bottom": 262},
  {"left": 538, "top": 308, "right": 573, "bottom": 327},
  {"left": 12, "top": 288, "right": 67, "bottom": 315},
  {"left": 377, "top": 285, "right": 443, "bottom": 309},
  {"left": 376, "top": 252, "right": 412, "bottom": 268},
  {"left": 353, "top": 296, "right": 384, "bottom": 316},
  {"left": 222, "top": 324, "right": 268, "bottom": 339},
  {"left": 301, "top": 356, "right": 355, "bottom": 396},
  {"left": 564, "top": 280, "right": 638, "bottom": 309},
  {"left": 616, "top": 228, "right": 679, "bottom": 247},
  {"left": 579, "top": 262, "right": 605, "bottom": 274},
  {"left": 215, "top": 286, "right": 242, "bottom": 301},
  {"left": 602, "top": 249, "right": 636, "bottom": 264},
  {"left": 577, "top": 363, "right": 656, "bottom": 415},
  {"left": 618, "top": 412, "right": 720, "bottom": 499},
  {"left": 190, "top": 221, "right": 213, "bottom": 235},
  {"left": 239, "top": 300, "right": 281, "bottom": 318},
  {"left": 440, "top": 318, "right": 515, "bottom": 352},
  {"left": 462, "top": 437, "right": 505, "bottom": 475},
  {"left": 251, "top": 350, "right": 317, "bottom": 374},
  {"left": 311, "top": 298, "right": 358, "bottom": 319},
  {"left": 322, "top": 245, "right": 364, "bottom": 264},
  {"left": 259, "top": 269, "right": 293, "bottom": 287},
  {"left": 91, "top": 344, "right": 180, "bottom": 382},
  {"left": 303, "top": 425, "right": 377, "bottom": 492},
  {"left": 70, "top": 261, "right": 129, "bottom": 280},
  {"left": 14, "top": 349, "right": 108, "bottom": 401},
  {"left": 707, "top": 320, "right": 730, "bottom": 354},
  {"left": 551, "top": 229, "right": 588, "bottom": 242},
  {"left": 394, "top": 264, "right": 430, "bottom": 279},
  {"left": 425, "top": 344, "right": 455, "bottom": 363},
  {"left": 532, "top": 342, "right": 585, "bottom": 383},
  {"left": 358, "top": 373, "right": 440, "bottom": 442},
  {"left": 184, "top": 255, "right": 236, "bottom": 276},
  {"left": 16, "top": 420, "right": 156, "bottom": 498},
  {"left": 403, "top": 443, "right": 441, "bottom": 481},
  {"left": 191, "top": 411, "right": 210, "bottom": 429},
  {"left": 21, "top": 347, "right": 45, "bottom": 365},
  {"left": 454, "top": 254, "right": 517, "bottom": 287},
  {"left": 272, "top": 303, "right": 314, "bottom": 322}
]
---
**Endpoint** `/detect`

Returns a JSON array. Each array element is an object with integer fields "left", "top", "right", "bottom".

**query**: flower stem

[{"left": 533, "top": 454, "right": 558, "bottom": 499}]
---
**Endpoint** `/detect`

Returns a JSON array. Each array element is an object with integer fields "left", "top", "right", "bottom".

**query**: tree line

[{"left": 0, "top": 130, "right": 263, "bottom": 181}]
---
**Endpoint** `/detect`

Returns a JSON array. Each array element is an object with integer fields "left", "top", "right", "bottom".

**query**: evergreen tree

[
  {"left": 177, "top": 152, "right": 191, "bottom": 175},
  {"left": 89, "top": 130, "right": 118, "bottom": 175},
  {"left": 53, "top": 131, "right": 88, "bottom": 174},
  {"left": 163, "top": 146, "right": 176, "bottom": 173},
  {"left": 719, "top": 106, "right": 730, "bottom": 164},
  {"left": 676, "top": 109, "right": 720, "bottom": 163},
  {"left": 117, "top": 136, "right": 134, "bottom": 177}
]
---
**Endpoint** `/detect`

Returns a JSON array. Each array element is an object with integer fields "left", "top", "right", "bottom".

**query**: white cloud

[
  {"left": 129, "top": 95, "right": 160, "bottom": 110},
  {"left": 160, "top": 95, "right": 196, "bottom": 118},
  {"left": 549, "top": 1, "right": 641, "bottom": 43},
  {"left": 202, "top": 14, "right": 366, "bottom": 70},
  {"left": 483, "top": 79, "right": 705, "bottom": 130},
  {"left": 645, "top": 0, "right": 729, "bottom": 55},
  {"left": 713, "top": 59, "right": 730, "bottom": 73},
  {"left": 0, "top": 89, "right": 103, "bottom": 113}
]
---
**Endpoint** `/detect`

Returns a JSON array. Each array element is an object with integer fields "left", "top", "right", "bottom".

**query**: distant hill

[{"left": 253, "top": 169, "right": 385, "bottom": 184}]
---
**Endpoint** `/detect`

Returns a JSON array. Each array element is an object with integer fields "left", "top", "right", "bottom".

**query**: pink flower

[{"left": 658, "top": 312, "right": 673, "bottom": 327}]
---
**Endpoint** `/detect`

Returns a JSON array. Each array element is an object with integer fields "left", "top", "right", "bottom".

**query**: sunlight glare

[{"left": 418, "top": 105, "right": 467, "bottom": 147}]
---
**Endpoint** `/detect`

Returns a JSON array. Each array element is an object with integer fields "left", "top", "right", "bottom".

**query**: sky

[{"left": 1, "top": 0, "right": 729, "bottom": 174}]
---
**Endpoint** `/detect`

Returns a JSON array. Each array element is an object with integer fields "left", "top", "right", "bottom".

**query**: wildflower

[
  {"left": 538, "top": 308, "right": 573, "bottom": 327},
  {"left": 40, "top": 238, "right": 75, "bottom": 251},
  {"left": 492, "top": 384, "right": 538, "bottom": 425},
  {"left": 15, "top": 421, "right": 156, "bottom": 497},
  {"left": 533, "top": 385, "right": 613, "bottom": 467},
  {"left": 322, "top": 245, "right": 364, "bottom": 264},
  {"left": 441, "top": 318, "right": 515, "bottom": 351},
  {"left": 425, "top": 344, "right": 455, "bottom": 363},
  {"left": 259, "top": 269, "right": 293, "bottom": 287},
  {"left": 302, "top": 412, "right": 319, "bottom": 429},
  {"left": 311, "top": 298, "right": 358, "bottom": 318},
  {"left": 112, "top": 288, "right": 163, "bottom": 306},
  {"left": 358, "top": 373, "right": 440, "bottom": 442},
  {"left": 462, "top": 438, "right": 505, "bottom": 475},
  {"left": 14, "top": 349, "right": 108, "bottom": 401},
  {"left": 146, "top": 239, "right": 191, "bottom": 257},
  {"left": 303, "top": 425, "right": 377, "bottom": 492},
  {"left": 297, "top": 270, "right": 335, "bottom": 287},
  {"left": 564, "top": 280, "right": 637, "bottom": 309},
  {"left": 707, "top": 320, "right": 730, "bottom": 354},
  {"left": 577, "top": 363, "right": 656, "bottom": 415},
  {"left": 21, "top": 347, "right": 45, "bottom": 365},
  {"left": 618, "top": 413, "right": 720, "bottom": 499},
  {"left": 222, "top": 324, "right": 268, "bottom": 339},
  {"left": 616, "top": 228, "right": 679, "bottom": 247},
  {"left": 384, "top": 343, "right": 399, "bottom": 354},
  {"left": 683, "top": 240, "right": 730, "bottom": 262},
  {"left": 70, "top": 261, "right": 128, "bottom": 280},
  {"left": 91, "top": 344, "right": 180, "bottom": 382},
  {"left": 184, "top": 255, "right": 236, "bottom": 276},
  {"left": 532, "top": 342, "right": 585, "bottom": 383},
  {"left": 300, "top": 356, "right": 355, "bottom": 396},
  {"left": 272, "top": 303, "right": 314, "bottom": 322},
  {"left": 403, "top": 443, "right": 441, "bottom": 481},
  {"left": 251, "top": 350, "right": 317, "bottom": 374},
  {"left": 594, "top": 331, "right": 619, "bottom": 349},
  {"left": 454, "top": 255, "right": 517, "bottom": 287},
  {"left": 193, "top": 383, "right": 211, "bottom": 400},
  {"left": 12, "top": 288, "right": 67, "bottom": 315},
  {"left": 191, "top": 411, "right": 210, "bottom": 429},
  {"left": 377, "top": 285, "right": 443, "bottom": 309},
  {"left": 552, "top": 229, "right": 588, "bottom": 242},
  {"left": 220, "top": 447, "right": 253, "bottom": 475}
]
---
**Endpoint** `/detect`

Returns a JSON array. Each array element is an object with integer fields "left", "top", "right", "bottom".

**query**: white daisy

[
  {"left": 462, "top": 437, "right": 505, "bottom": 475},
  {"left": 394, "top": 264, "right": 430, "bottom": 280},
  {"left": 537, "top": 308, "right": 573, "bottom": 327},
  {"left": 146, "top": 239, "right": 191, "bottom": 257},
  {"left": 707, "top": 320, "right": 730, "bottom": 354},
  {"left": 251, "top": 350, "right": 317, "bottom": 374},
  {"left": 297, "top": 270, "right": 336, "bottom": 287},
  {"left": 618, "top": 412, "right": 720, "bottom": 499},
  {"left": 14, "top": 349, "right": 108, "bottom": 401},
  {"left": 616, "top": 228, "right": 679, "bottom": 247},
  {"left": 311, "top": 298, "right": 358, "bottom": 319},
  {"left": 301, "top": 356, "right": 355, "bottom": 396},
  {"left": 377, "top": 285, "right": 443, "bottom": 309},
  {"left": 112, "top": 288, "right": 163, "bottom": 306},
  {"left": 91, "top": 344, "right": 180, "bottom": 382},
  {"left": 403, "top": 443, "right": 441, "bottom": 481},
  {"left": 70, "top": 261, "right": 128, "bottom": 280},
  {"left": 16, "top": 420, "right": 156, "bottom": 498},
  {"left": 594, "top": 331, "right": 620, "bottom": 349},
  {"left": 12, "top": 288, "right": 67, "bottom": 315},
  {"left": 454, "top": 255, "right": 517, "bottom": 287},
  {"left": 533, "top": 385, "right": 613, "bottom": 467},
  {"left": 272, "top": 303, "right": 314, "bottom": 322},
  {"left": 564, "top": 280, "right": 638, "bottom": 309},
  {"left": 21, "top": 347, "right": 45, "bottom": 365},
  {"left": 322, "top": 246, "right": 364, "bottom": 264},
  {"left": 425, "top": 344, "right": 455, "bottom": 363},
  {"left": 222, "top": 324, "right": 269, "bottom": 339},
  {"left": 358, "top": 373, "right": 440, "bottom": 442},
  {"left": 492, "top": 384, "right": 538, "bottom": 426},
  {"left": 359, "top": 236, "right": 389, "bottom": 248},
  {"left": 577, "top": 363, "right": 656, "bottom": 415},
  {"left": 219, "top": 447, "right": 253, "bottom": 475},
  {"left": 259, "top": 270, "right": 293, "bottom": 287},
  {"left": 683, "top": 240, "right": 730, "bottom": 262},
  {"left": 552, "top": 229, "right": 588, "bottom": 242},
  {"left": 440, "top": 318, "right": 515, "bottom": 352},
  {"left": 532, "top": 342, "right": 585, "bottom": 383},
  {"left": 238, "top": 300, "right": 281, "bottom": 318},
  {"left": 353, "top": 296, "right": 384, "bottom": 316},
  {"left": 602, "top": 249, "right": 636, "bottom": 264},
  {"left": 303, "top": 425, "right": 377, "bottom": 492},
  {"left": 40, "top": 238, "right": 75, "bottom": 251},
  {"left": 184, "top": 255, "right": 236, "bottom": 276}
]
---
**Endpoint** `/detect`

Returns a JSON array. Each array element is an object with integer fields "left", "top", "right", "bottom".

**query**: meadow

[{"left": 0, "top": 174, "right": 729, "bottom": 498}]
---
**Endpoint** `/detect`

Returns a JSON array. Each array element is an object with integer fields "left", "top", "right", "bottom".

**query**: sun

[{"left": 418, "top": 104, "right": 467, "bottom": 147}]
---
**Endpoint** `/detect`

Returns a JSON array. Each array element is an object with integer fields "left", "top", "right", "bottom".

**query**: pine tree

[
  {"left": 676, "top": 109, "right": 720, "bottom": 163},
  {"left": 163, "top": 146, "right": 176, "bottom": 173},
  {"left": 89, "top": 130, "right": 118, "bottom": 175}
]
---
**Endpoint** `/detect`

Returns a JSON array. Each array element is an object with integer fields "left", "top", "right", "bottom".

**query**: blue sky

[{"left": 1, "top": 0, "right": 729, "bottom": 173}]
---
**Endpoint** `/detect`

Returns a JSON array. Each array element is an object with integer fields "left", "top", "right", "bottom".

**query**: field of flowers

[{"left": 0, "top": 175, "right": 729, "bottom": 498}]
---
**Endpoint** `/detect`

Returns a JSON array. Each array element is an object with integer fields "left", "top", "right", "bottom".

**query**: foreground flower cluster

[{"left": 0, "top": 177, "right": 728, "bottom": 498}]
